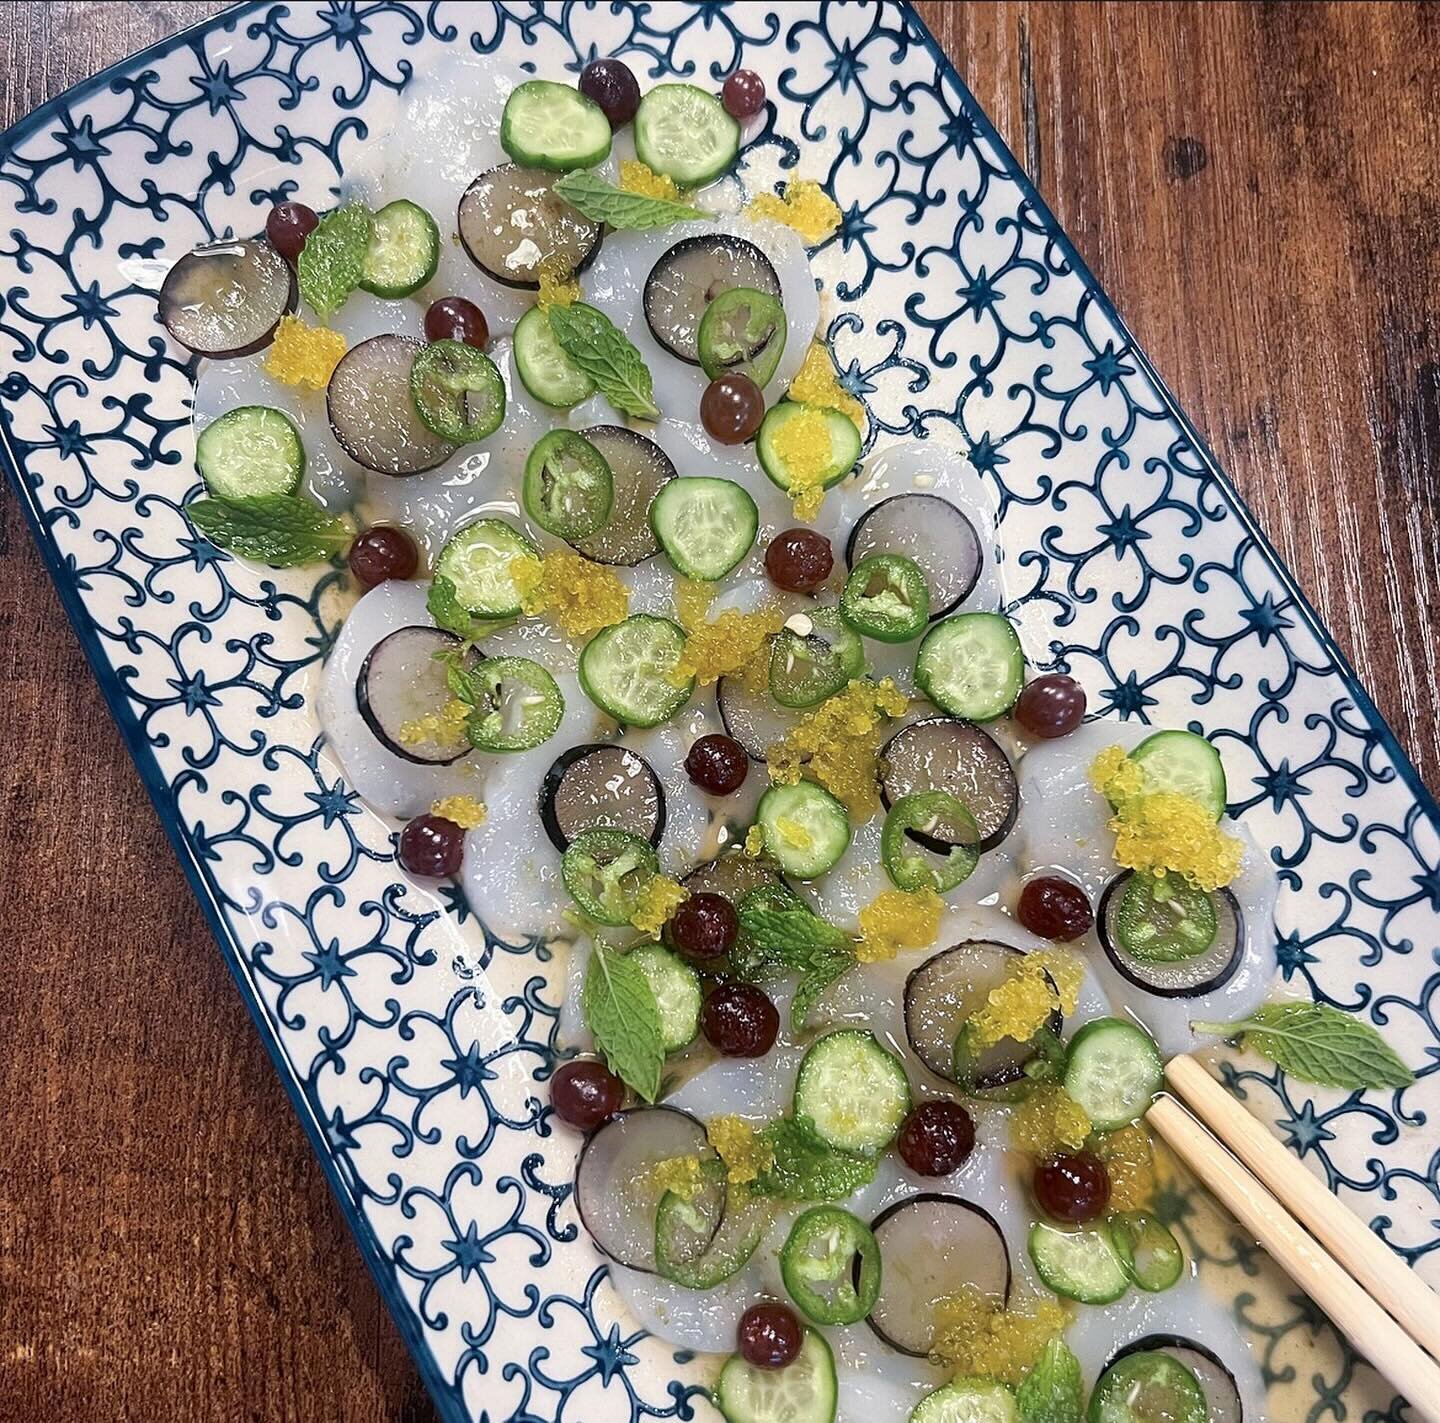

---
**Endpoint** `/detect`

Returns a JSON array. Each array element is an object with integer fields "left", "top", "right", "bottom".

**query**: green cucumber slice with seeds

[
  {"left": 513, "top": 304, "right": 597, "bottom": 408},
  {"left": 698, "top": 287, "right": 788, "bottom": 386},
  {"left": 716, "top": 1329, "right": 837, "bottom": 1423},
  {"left": 434, "top": 518, "right": 537, "bottom": 619},
  {"left": 579, "top": 614, "right": 693, "bottom": 727},
  {"left": 1128, "top": 730, "right": 1227, "bottom": 820},
  {"left": 1028, "top": 1221, "right": 1130, "bottom": 1304},
  {"left": 909, "top": 1379, "right": 1019, "bottom": 1423},
  {"left": 501, "top": 80, "right": 612, "bottom": 172},
  {"left": 755, "top": 782, "right": 851, "bottom": 880},
  {"left": 915, "top": 612, "right": 1025, "bottom": 721},
  {"left": 523, "top": 430, "right": 614, "bottom": 540},
  {"left": 1088, "top": 1352, "right": 1207, "bottom": 1423},
  {"left": 758, "top": 402, "right": 861, "bottom": 495},
  {"left": 360, "top": 199, "right": 440, "bottom": 298},
  {"left": 634, "top": 83, "right": 741, "bottom": 187},
  {"left": 195, "top": 406, "right": 304, "bottom": 500},
  {"left": 649, "top": 476, "right": 758, "bottom": 581},
  {"left": 629, "top": 943, "right": 701, "bottom": 1052},
  {"left": 793, "top": 1030, "right": 910, "bottom": 1155},
  {"left": 410, "top": 339, "right": 506, "bottom": 443},
  {"left": 768, "top": 607, "right": 865, "bottom": 709},
  {"left": 1063, "top": 1017, "right": 1164, "bottom": 1130}
]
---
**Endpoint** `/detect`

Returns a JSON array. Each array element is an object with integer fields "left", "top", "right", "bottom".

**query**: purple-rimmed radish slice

[
  {"left": 574, "top": 1106, "right": 718, "bottom": 1272},
  {"left": 328, "top": 334, "right": 457, "bottom": 475},
  {"left": 1108, "top": 1336, "right": 1243, "bottom": 1423},
  {"left": 1098, "top": 871, "right": 1244, "bottom": 998},
  {"left": 879, "top": 718, "right": 1018, "bottom": 853},
  {"left": 717, "top": 674, "right": 807, "bottom": 763},
  {"left": 903, "top": 941, "right": 1060, "bottom": 1089},
  {"left": 644, "top": 234, "right": 781, "bottom": 365},
  {"left": 571, "top": 425, "right": 676, "bottom": 566},
  {"left": 866, "top": 1194, "right": 1011, "bottom": 1357},
  {"left": 846, "top": 494, "right": 982, "bottom": 619},
  {"left": 539, "top": 742, "right": 666, "bottom": 852},
  {"left": 158, "top": 238, "right": 295, "bottom": 358},
  {"left": 356, "top": 626, "right": 473, "bottom": 765},
  {"left": 682, "top": 850, "right": 785, "bottom": 904},
  {"left": 458, "top": 164, "right": 603, "bottom": 289}
]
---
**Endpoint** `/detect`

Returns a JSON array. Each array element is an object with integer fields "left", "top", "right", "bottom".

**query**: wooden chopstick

[
  {"left": 1165, "top": 1053, "right": 1440, "bottom": 1360},
  {"left": 1147, "top": 1084, "right": 1440, "bottom": 1420}
]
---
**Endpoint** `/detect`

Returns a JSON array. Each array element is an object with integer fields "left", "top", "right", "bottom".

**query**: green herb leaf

[
  {"left": 547, "top": 302, "right": 660, "bottom": 420},
  {"left": 1016, "top": 1338, "right": 1084, "bottom": 1423},
  {"left": 750, "top": 1116, "right": 876, "bottom": 1202},
  {"left": 427, "top": 574, "right": 510, "bottom": 643},
  {"left": 188, "top": 493, "right": 350, "bottom": 566},
  {"left": 791, "top": 950, "right": 854, "bottom": 1031},
  {"left": 551, "top": 171, "right": 707, "bottom": 230},
  {"left": 1194, "top": 1002, "right": 1414, "bottom": 1091},
  {"left": 581, "top": 942, "right": 665, "bottom": 1102},
  {"left": 297, "top": 201, "right": 372, "bottom": 318},
  {"left": 734, "top": 885, "right": 856, "bottom": 1027}
]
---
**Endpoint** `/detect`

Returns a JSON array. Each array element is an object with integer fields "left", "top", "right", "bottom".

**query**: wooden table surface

[{"left": 1, "top": 2, "right": 1436, "bottom": 1419}]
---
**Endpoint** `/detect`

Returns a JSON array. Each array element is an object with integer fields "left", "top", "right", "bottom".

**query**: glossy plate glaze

[{"left": 0, "top": 5, "right": 1436, "bottom": 1421}]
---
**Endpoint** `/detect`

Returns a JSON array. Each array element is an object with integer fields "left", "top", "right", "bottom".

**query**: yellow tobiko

[
  {"left": 930, "top": 1285, "right": 1070, "bottom": 1386},
  {"left": 1009, "top": 1084, "right": 1093, "bottom": 1156},
  {"left": 670, "top": 606, "right": 784, "bottom": 687},
  {"left": 511, "top": 549, "right": 628, "bottom": 638},
  {"left": 856, "top": 887, "right": 944, "bottom": 963},
  {"left": 536, "top": 267, "right": 580, "bottom": 308},
  {"left": 743, "top": 824, "right": 767, "bottom": 858},
  {"left": 264, "top": 314, "right": 347, "bottom": 389},
  {"left": 397, "top": 697, "right": 469, "bottom": 750},
  {"left": 968, "top": 948, "right": 1081, "bottom": 1050},
  {"left": 747, "top": 178, "right": 841, "bottom": 244},
  {"left": 1092, "top": 1123, "right": 1158, "bottom": 1212},
  {"left": 646, "top": 1154, "right": 703, "bottom": 1201},
  {"left": 621, "top": 158, "right": 682, "bottom": 202},
  {"left": 430, "top": 795, "right": 487, "bottom": 830},
  {"left": 629, "top": 874, "right": 688, "bottom": 936},
  {"left": 788, "top": 341, "right": 866, "bottom": 430},
  {"left": 672, "top": 577, "right": 716, "bottom": 632},
  {"left": 707, "top": 1115, "right": 775, "bottom": 1186},
  {"left": 769, "top": 403, "right": 838, "bottom": 520}
]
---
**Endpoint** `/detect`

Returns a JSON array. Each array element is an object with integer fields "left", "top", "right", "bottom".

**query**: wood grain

[{"left": 0, "top": 4, "right": 1435, "bottom": 1420}]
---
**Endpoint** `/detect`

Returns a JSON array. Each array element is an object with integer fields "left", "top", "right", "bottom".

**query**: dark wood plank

[{"left": 0, "top": 4, "right": 1434, "bottom": 1420}]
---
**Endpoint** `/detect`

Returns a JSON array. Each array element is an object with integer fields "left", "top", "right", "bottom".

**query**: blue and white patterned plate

[{"left": 2, "top": 4, "right": 1436, "bottom": 1420}]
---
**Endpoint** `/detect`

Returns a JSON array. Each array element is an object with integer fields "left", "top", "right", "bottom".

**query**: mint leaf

[
  {"left": 297, "top": 201, "right": 372, "bottom": 318},
  {"left": 582, "top": 943, "right": 664, "bottom": 1102},
  {"left": 791, "top": 949, "right": 853, "bottom": 1030},
  {"left": 547, "top": 303, "right": 659, "bottom": 420},
  {"left": 750, "top": 1116, "right": 876, "bottom": 1201},
  {"left": 1016, "top": 1338, "right": 1084, "bottom": 1423},
  {"left": 734, "top": 885, "right": 856, "bottom": 1027},
  {"left": 1194, "top": 1002, "right": 1414, "bottom": 1091},
  {"left": 428, "top": 574, "right": 508, "bottom": 643},
  {"left": 552, "top": 172, "right": 707, "bottom": 230},
  {"left": 188, "top": 493, "right": 350, "bottom": 566}
]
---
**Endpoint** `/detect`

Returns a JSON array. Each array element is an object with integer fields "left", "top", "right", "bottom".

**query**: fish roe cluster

[
  {"left": 768, "top": 402, "right": 837, "bottom": 519},
  {"left": 1091, "top": 1123, "right": 1157, "bottom": 1212},
  {"left": 672, "top": 576, "right": 716, "bottom": 632},
  {"left": 510, "top": 549, "right": 629, "bottom": 638},
  {"left": 536, "top": 267, "right": 581, "bottom": 308},
  {"left": 856, "top": 887, "right": 943, "bottom": 963},
  {"left": 930, "top": 1285, "right": 1070, "bottom": 1386},
  {"left": 707, "top": 1114, "right": 774, "bottom": 1186},
  {"left": 397, "top": 697, "right": 470, "bottom": 749},
  {"left": 766, "top": 678, "right": 908, "bottom": 816},
  {"left": 1088, "top": 744, "right": 1145, "bottom": 802},
  {"left": 787, "top": 341, "right": 867, "bottom": 430},
  {"left": 743, "top": 824, "right": 767, "bottom": 858},
  {"left": 629, "top": 874, "right": 689, "bottom": 936},
  {"left": 1009, "top": 1084, "right": 1092, "bottom": 1155},
  {"left": 645, "top": 1153, "right": 703, "bottom": 1201},
  {"left": 670, "top": 606, "right": 784, "bottom": 687},
  {"left": 430, "top": 794, "right": 487, "bottom": 830},
  {"left": 747, "top": 178, "right": 841, "bottom": 244},
  {"left": 969, "top": 950, "right": 1079, "bottom": 1050},
  {"left": 264, "top": 314, "right": 347, "bottom": 389},
  {"left": 620, "top": 158, "right": 682, "bottom": 202}
]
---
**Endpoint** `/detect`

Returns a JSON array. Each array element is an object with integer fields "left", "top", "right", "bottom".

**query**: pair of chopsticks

[{"left": 1148, "top": 1054, "right": 1440, "bottom": 1420}]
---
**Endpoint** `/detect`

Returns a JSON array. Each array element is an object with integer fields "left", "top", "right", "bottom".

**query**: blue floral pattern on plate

[{"left": 0, "top": 4, "right": 1436, "bottom": 1420}]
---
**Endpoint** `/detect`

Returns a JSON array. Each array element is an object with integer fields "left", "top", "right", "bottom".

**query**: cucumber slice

[
  {"left": 793, "top": 1030, "right": 910, "bottom": 1155},
  {"left": 1108, "top": 1211, "right": 1185, "bottom": 1292},
  {"left": 410, "top": 339, "right": 506, "bottom": 443},
  {"left": 1129, "top": 730, "right": 1227, "bottom": 819},
  {"left": 755, "top": 782, "right": 851, "bottom": 880},
  {"left": 1063, "top": 1017, "right": 1164, "bottom": 1130},
  {"left": 758, "top": 402, "right": 861, "bottom": 494},
  {"left": 360, "top": 199, "right": 440, "bottom": 298},
  {"left": 501, "top": 80, "right": 612, "bottom": 172},
  {"left": 523, "top": 430, "right": 613, "bottom": 540},
  {"left": 1089, "top": 1352, "right": 1206, "bottom": 1423},
  {"left": 629, "top": 943, "right": 701, "bottom": 1052},
  {"left": 910, "top": 1379, "right": 1019, "bottom": 1423},
  {"left": 649, "top": 476, "right": 758, "bottom": 581},
  {"left": 579, "top": 614, "right": 693, "bottom": 727},
  {"left": 434, "top": 518, "right": 537, "bottom": 619},
  {"left": 195, "top": 405, "right": 304, "bottom": 499},
  {"left": 1028, "top": 1221, "right": 1130, "bottom": 1304},
  {"left": 513, "top": 304, "right": 596, "bottom": 408},
  {"left": 716, "top": 1329, "right": 837, "bottom": 1423},
  {"left": 915, "top": 612, "right": 1024, "bottom": 721},
  {"left": 634, "top": 83, "right": 740, "bottom": 187},
  {"left": 768, "top": 607, "right": 864, "bottom": 709}
]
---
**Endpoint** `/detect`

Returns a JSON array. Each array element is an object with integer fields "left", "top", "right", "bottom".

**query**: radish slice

[
  {"left": 1098, "top": 872, "right": 1244, "bottom": 998},
  {"left": 903, "top": 941, "right": 1060, "bottom": 1089},
  {"left": 327, "top": 334, "right": 456, "bottom": 475},
  {"left": 847, "top": 494, "right": 982, "bottom": 619},
  {"left": 643, "top": 234, "right": 781, "bottom": 365},
  {"left": 458, "top": 164, "right": 603, "bottom": 288},
  {"left": 539, "top": 742, "right": 666, "bottom": 851},
  {"left": 682, "top": 850, "right": 785, "bottom": 903},
  {"left": 1108, "top": 1336, "right": 1244, "bottom": 1423},
  {"left": 716, "top": 674, "right": 805, "bottom": 762},
  {"left": 574, "top": 1106, "right": 716, "bottom": 1272},
  {"left": 571, "top": 425, "right": 675, "bottom": 566},
  {"left": 879, "top": 718, "right": 1018, "bottom": 852},
  {"left": 356, "top": 625, "right": 474, "bottom": 765},
  {"left": 159, "top": 238, "right": 295, "bottom": 358},
  {"left": 867, "top": 1194, "right": 1011, "bottom": 1356}
]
